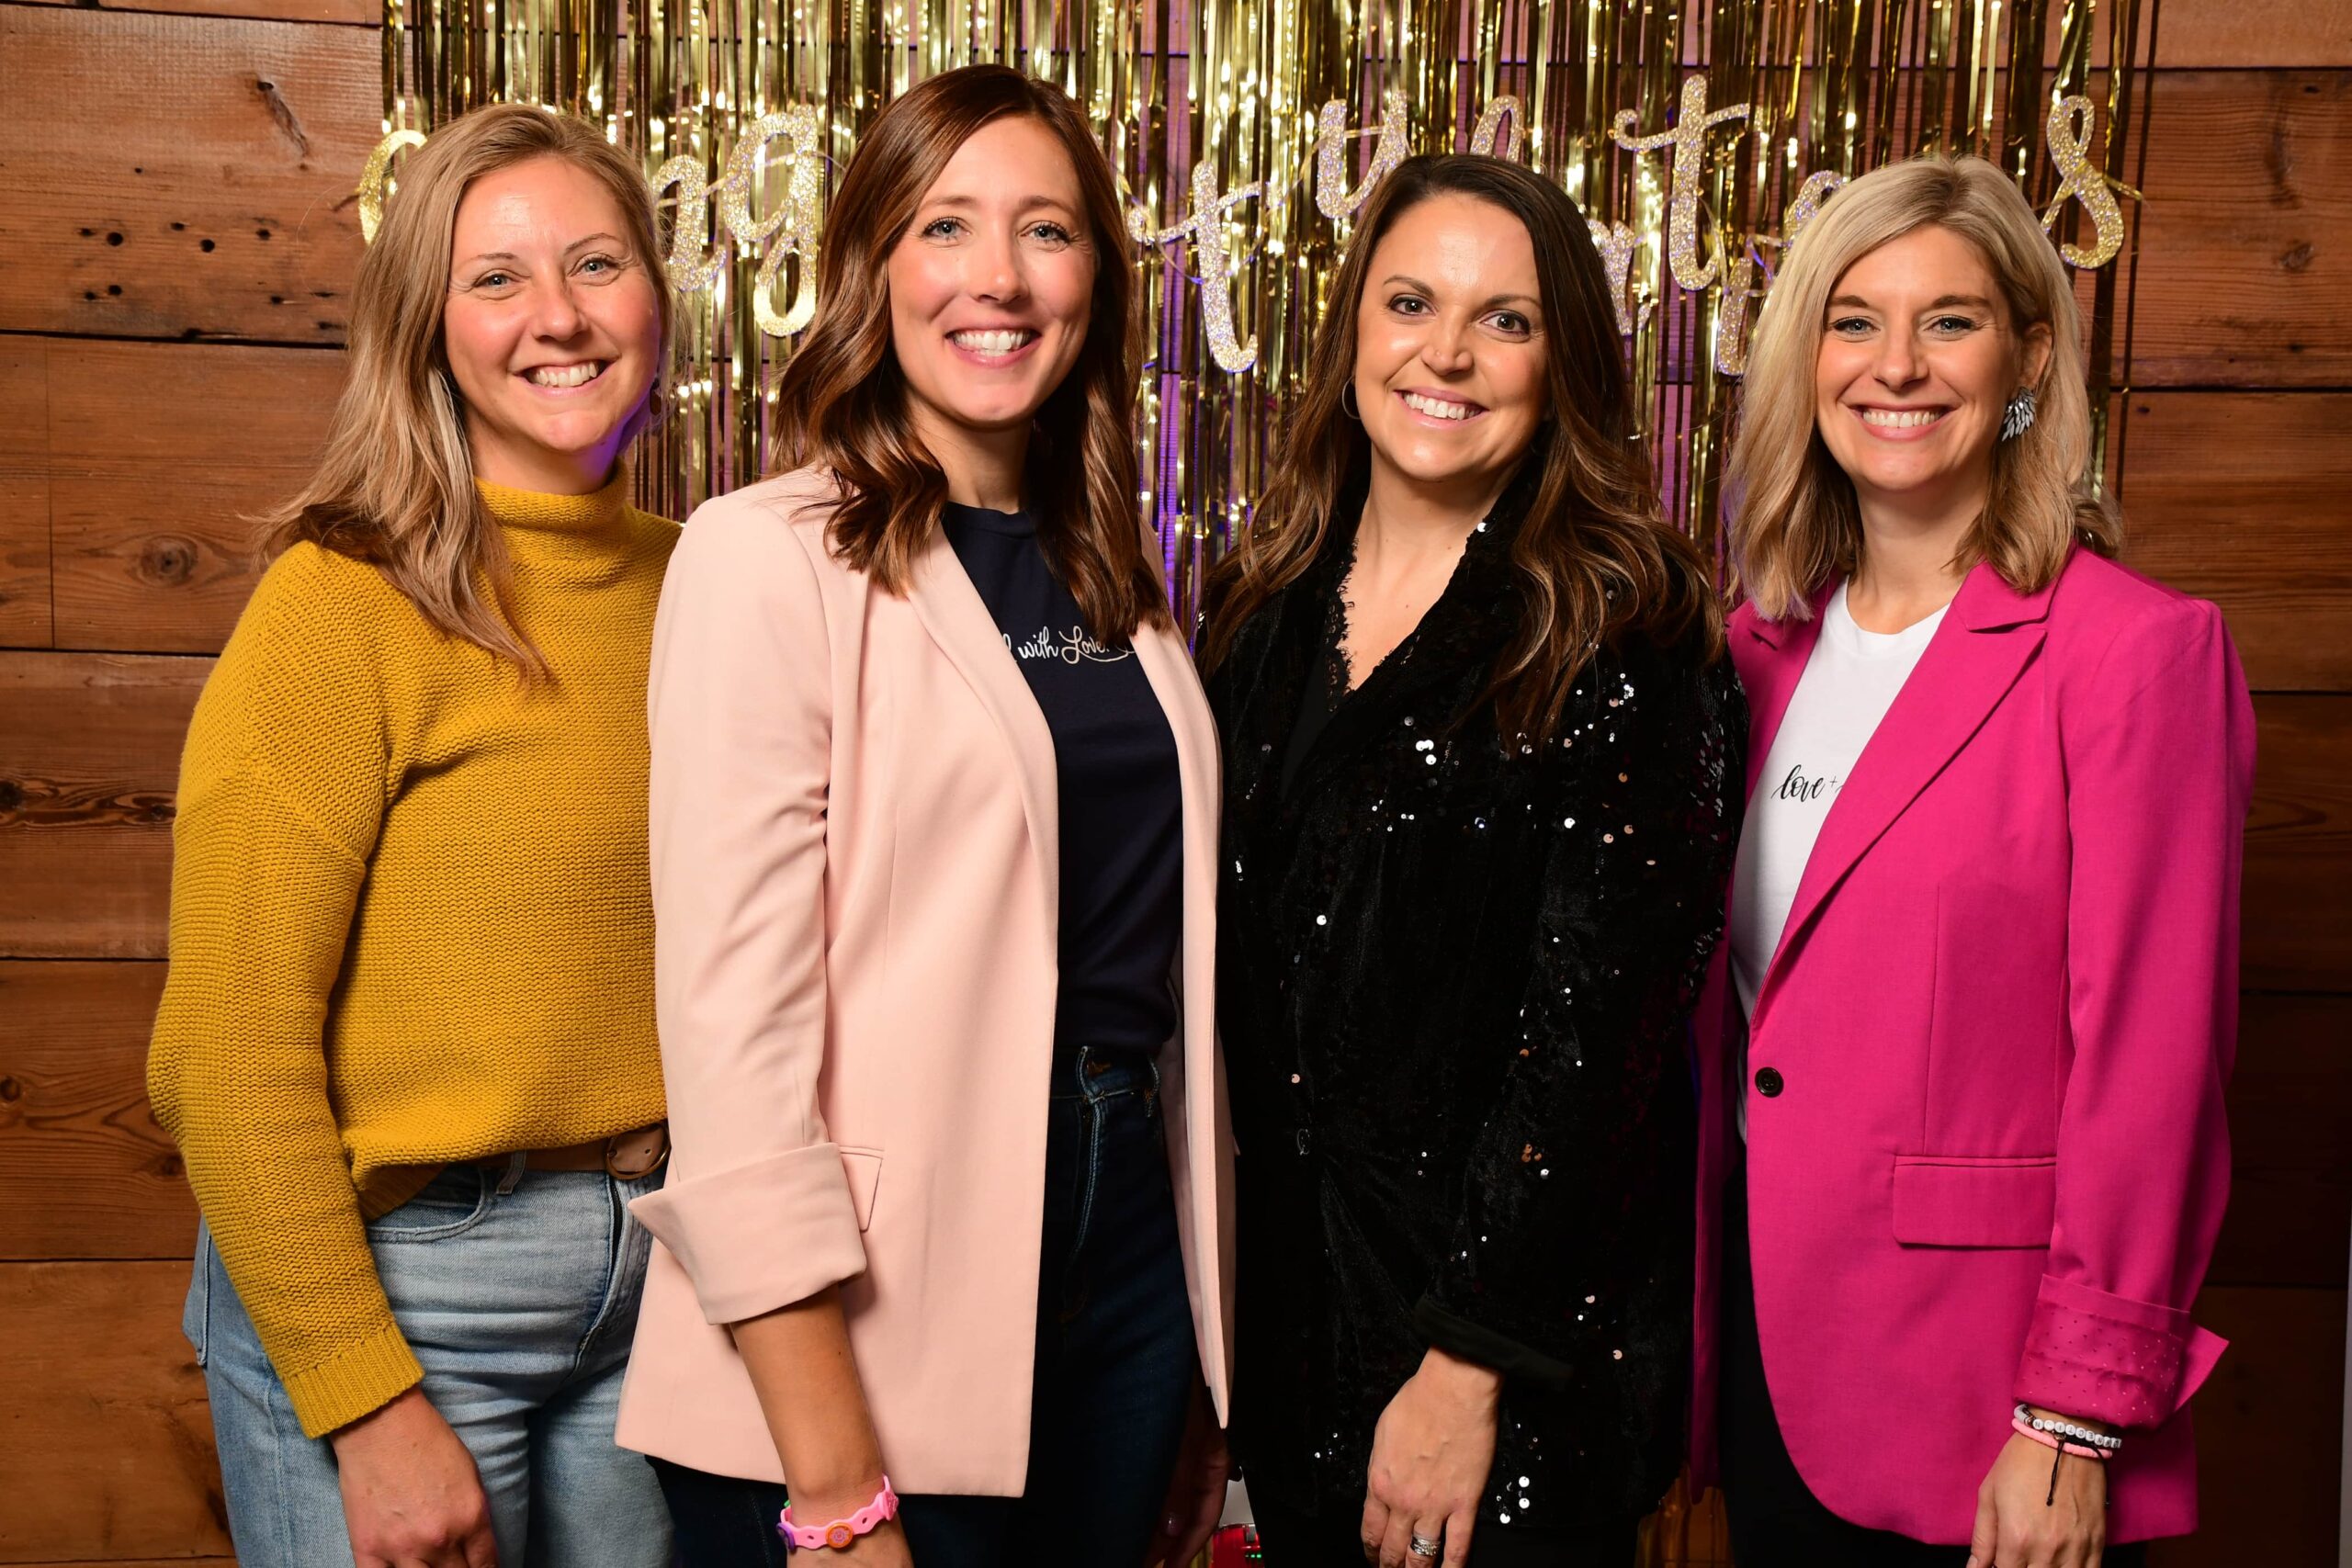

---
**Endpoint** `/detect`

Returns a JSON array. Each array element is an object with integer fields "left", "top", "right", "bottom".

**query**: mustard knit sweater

[{"left": 148, "top": 477, "right": 676, "bottom": 1438}]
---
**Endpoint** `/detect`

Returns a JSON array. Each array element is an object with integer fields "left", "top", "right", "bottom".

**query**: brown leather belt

[{"left": 469, "top": 1122, "right": 670, "bottom": 1179}]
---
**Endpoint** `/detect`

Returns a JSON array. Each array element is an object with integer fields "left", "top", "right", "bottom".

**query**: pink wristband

[
  {"left": 778, "top": 1477, "right": 899, "bottom": 1551},
  {"left": 2012, "top": 1416, "right": 2109, "bottom": 1461}
]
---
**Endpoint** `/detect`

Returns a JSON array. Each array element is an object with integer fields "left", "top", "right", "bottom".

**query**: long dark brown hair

[
  {"left": 767, "top": 64, "right": 1165, "bottom": 637},
  {"left": 1199, "top": 155, "right": 1719, "bottom": 738}
]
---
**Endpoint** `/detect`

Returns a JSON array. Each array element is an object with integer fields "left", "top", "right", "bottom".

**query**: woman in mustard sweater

[{"left": 147, "top": 104, "right": 677, "bottom": 1568}]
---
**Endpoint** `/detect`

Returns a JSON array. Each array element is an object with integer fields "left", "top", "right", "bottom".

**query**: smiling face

[
  {"left": 1350, "top": 193, "right": 1548, "bottom": 505},
  {"left": 1814, "top": 222, "right": 2052, "bottom": 523},
  {"left": 886, "top": 115, "right": 1096, "bottom": 472},
  {"left": 442, "top": 155, "right": 663, "bottom": 494}
]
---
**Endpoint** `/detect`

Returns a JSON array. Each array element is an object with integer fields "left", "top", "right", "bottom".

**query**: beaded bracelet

[
  {"left": 2010, "top": 1416, "right": 2109, "bottom": 1506},
  {"left": 2010, "top": 1416, "right": 2111, "bottom": 1461},
  {"left": 2013, "top": 1403, "right": 2123, "bottom": 1452}
]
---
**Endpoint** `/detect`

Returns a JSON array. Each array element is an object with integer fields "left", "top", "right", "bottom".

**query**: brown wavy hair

[
  {"left": 1199, "top": 154, "right": 1719, "bottom": 739},
  {"left": 264, "top": 103, "right": 673, "bottom": 675},
  {"left": 767, "top": 65, "right": 1165, "bottom": 638}
]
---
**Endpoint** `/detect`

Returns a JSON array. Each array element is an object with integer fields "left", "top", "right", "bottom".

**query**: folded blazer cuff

[
  {"left": 628, "top": 1144, "right": 868, "bottom": 1325},
  {"left": 2012, "top": 1273, "right": 2227, "bottom": 1429}
]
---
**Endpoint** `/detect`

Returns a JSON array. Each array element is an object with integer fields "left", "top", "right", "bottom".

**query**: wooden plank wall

[{"left": 0, "top": 2, "right": 2343, "bottom": 1561}]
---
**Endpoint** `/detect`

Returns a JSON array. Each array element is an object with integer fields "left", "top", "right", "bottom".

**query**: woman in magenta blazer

[
  {"left": 616, "top": 67, "right": 1232, "bottom": 1567},
  {"left": 1694, "top": 155, "right": 2252, "bottom": 1566}
]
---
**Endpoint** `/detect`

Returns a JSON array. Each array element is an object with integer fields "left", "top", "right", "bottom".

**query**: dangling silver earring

[
  {"left": 2001, "top": 386, "right": 2037, "bottom": 442},
  {"left": 1340, "top": 382, "right": 1362, "bottom": 421}
]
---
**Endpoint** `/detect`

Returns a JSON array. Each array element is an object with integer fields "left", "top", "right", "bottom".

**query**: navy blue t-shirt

[{"left": 941, "top": 502, "right": 1182, "bottom": 1058}]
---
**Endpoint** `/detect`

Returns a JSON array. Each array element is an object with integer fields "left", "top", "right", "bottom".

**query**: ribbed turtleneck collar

[{"left": 475, "top": 471, "right": 636, "bottom": 571}]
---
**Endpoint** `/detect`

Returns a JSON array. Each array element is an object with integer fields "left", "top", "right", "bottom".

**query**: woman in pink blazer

[
  {"left": 1694, "top": 156, "right": 2253, "bottom": 1567},
  {"left": 616, "top": 67, "right": 1232, "bottom": 1567}
]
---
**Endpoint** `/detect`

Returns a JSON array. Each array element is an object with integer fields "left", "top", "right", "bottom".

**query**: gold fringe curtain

[{"left": 378, "top": 0, "right": 2154, "bottom": 626}]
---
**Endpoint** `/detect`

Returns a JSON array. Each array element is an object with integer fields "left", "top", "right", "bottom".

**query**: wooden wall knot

[
  {"left": 138, "top": 536, "right": 200, "bottom": 587},
  {"left": 254, "top": 76, "right": 312, "bottom": 160}
]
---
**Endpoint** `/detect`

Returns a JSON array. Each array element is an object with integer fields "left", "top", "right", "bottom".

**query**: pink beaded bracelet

[{"left": 2011, "top": 1415, "right": 2111, "bottom": 1461}]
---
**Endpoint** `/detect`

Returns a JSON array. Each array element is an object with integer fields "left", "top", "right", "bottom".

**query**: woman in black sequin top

[{"left": 1197, "top": 155, "right": 1746, "bottom": 1567}]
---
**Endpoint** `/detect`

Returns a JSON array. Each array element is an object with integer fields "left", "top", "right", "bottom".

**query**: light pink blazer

[
  {"left": 1690, "top": 549, "right": 2253, "bottom": 1543},
  {"left": 616, "top": 465, "right": 1234, "bottom": 1493}
]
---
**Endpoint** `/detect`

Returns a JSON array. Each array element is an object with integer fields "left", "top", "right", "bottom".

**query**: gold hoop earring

[{"left": 1340, "top": 382, "right": 1362, "bottom": 421}]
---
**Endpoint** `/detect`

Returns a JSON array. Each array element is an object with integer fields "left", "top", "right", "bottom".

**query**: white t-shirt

[{"left": 1728, "top": 583, "right": 1948, "bottom": 1129}]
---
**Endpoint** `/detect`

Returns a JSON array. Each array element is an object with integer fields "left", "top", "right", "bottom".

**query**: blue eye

[
  {"left": 1026, "top": 221, "right": 1076, "bottom": 244},
  {"left": 921, "top": 217, "right": 964, "bottom": 240}
]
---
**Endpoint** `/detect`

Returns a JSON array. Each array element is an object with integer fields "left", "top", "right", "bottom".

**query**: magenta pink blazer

[
  {"left": 1690, "top": 548, "right": 2253, "bottom": 1543},
  {"left": 616, "top": 467, "right": 1233, "bottom": 1493}
]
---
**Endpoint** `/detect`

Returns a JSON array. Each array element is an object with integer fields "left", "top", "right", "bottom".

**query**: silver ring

[{"left": 1408, "top": 1533, "right": 1442, "bottom": 1560}]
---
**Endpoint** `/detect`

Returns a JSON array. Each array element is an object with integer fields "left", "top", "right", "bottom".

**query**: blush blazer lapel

[
  {"left": 1134, "top": 608, "right": 1237, "bottom": 1412},
  {"left": 903, "top": 527, "right": 1060, "bottom": 934},
  {"left": 1748, "top": 562, "right": 2056, "bottom": 1034}
]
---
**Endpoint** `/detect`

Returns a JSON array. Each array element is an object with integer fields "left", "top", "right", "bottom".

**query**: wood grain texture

[
  {"left": 43, "top": 339, "right": 343, "bottom": 654},
  {"left": 2146, "top": 0, "right": 2352, "bottom": 68},
  {"left": 2211, "top": 994, "right": 2352, "bottom": 1291},
  {"left": 0, "top": 653, "right": 210, "bottom": 960},
  {"left": 0, "top": 962, "right": 193, "bottom": 1263},
  {"left": 0, "top": 6, "right": 377, "bottom": 344},
  {"left": 0, "top": 1261, "right": 232, "bottom": 1562},
  {"left": 2116, "top": 391, "right": 2352, "bottom": 692},
  {"left": 2244, "top": 695, "right": 2352, "bottom": 993},
  {"left": 2131, "top": 72, "right": 2352, "bottom": 389},
  {"left": 11, "top": 0, "right": 373, "bottom": 24},
  {"left": 0, "top": 342, "right": 53, "bottom": 649},
  {"left": 2146, "top": 1286, "right": 2346, "bottom": 1566}
]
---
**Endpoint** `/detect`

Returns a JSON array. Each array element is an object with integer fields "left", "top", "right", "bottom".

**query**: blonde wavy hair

[
  {"left": 1728, "top": 153, "right": 2119, "bottom": 621},
  {"left": 264, "top": 104, "right": 673, "bottom": 671}
]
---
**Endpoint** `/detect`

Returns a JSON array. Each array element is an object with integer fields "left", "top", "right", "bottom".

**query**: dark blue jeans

[{"left": 655, "top": 1048, "right": 1198, "bottom": 1567}]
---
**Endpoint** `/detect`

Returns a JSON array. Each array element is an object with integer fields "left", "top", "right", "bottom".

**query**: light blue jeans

[{"left": 184, "top": 1161, "right": 673, "bottom": 1568}]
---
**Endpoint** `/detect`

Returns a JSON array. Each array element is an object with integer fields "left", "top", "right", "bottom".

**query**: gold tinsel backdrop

[{"left": 365, "top": 0, "right": 2154, "bottom": 625}]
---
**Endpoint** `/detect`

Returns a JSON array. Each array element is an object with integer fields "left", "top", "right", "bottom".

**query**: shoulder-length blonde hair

[
  {"left": 1198, "top": 154, "right": 1718, "bottom": 739},
  {"left": 1729, "top": 153, "right": 2119, "bottom": 620},
  {"left": 766, "top": 64, "right": 1166, "bottom": 639},
  {"left": 265, "top": 103, "right": 673, "bottom": 671}
]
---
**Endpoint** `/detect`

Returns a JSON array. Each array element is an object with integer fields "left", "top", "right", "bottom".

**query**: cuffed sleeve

[
  {"left": 630, "top": 1144, "right": 868, "bottom": 1325},
  {"left": 2015, "top": 1275, "right": 2230, "bottom": 1428},
  {"left": 1415, "top": 641, "right": 1745, "bottom": 1369},
  {"left": 638, "top": 490, "right": 865, "bottom": 1323},
  {"left": 2014, "top": 597, "right": 2253, "bottom": 1427}
]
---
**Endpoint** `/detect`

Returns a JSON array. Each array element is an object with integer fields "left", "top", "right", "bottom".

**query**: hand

[
  {"left": 1966, "top": 1431, "right": 2109, "bottom": 1568},
  {"left": 1360, "top": 1348, "right": 1502, "bottom": 1568},
  {"left": 1145, "top": 1381, "right": 1231, "bottom": 1567},
  {"left": 329, "top": 1386, "right": 498, "bottom": 1568}
]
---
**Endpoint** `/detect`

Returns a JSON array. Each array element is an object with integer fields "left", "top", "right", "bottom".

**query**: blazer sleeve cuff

[
  {"left": 2012, "top": 1273, "right": 2228, "bottom": 1428},
  {"left": 629, "top": 1143, "right": 868, "bottom": 1325}
]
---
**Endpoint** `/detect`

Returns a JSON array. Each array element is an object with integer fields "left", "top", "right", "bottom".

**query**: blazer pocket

[
  {"left": 840, "top": 1146, "right": 883, "bottom": 1233},
  {"left": 1891, "top": 1156, "right": 2055, "bottom": 1248}
]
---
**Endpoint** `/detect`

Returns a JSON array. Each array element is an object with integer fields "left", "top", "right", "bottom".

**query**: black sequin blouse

[{"left": 1205, "top": 474, "right": 1747, "bottom": 1534}]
